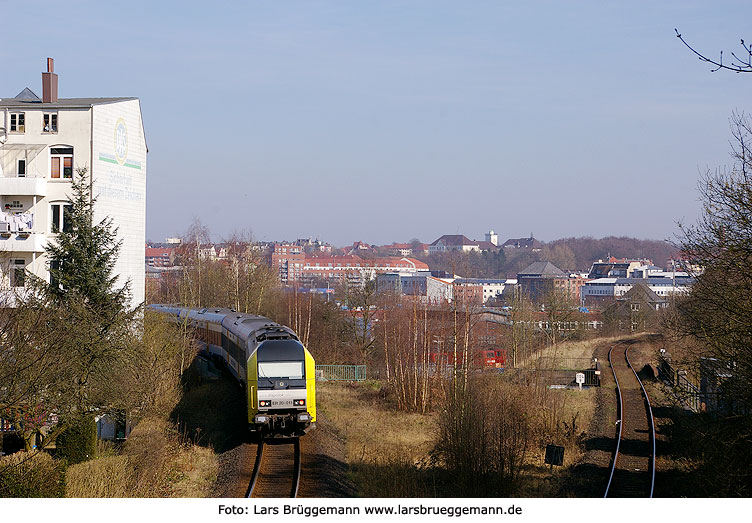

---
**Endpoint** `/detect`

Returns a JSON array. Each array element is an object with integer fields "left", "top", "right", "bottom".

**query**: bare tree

[{"left": 674, "top": 112, "right": 752, "bottom": 406}]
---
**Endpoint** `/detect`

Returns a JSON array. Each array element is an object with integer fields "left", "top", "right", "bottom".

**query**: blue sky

[{"left": 1, "top": 1, "right": 750, "bottom": 246}]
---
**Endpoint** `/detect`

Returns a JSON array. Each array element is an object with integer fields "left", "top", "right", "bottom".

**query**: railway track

[
  {"left": 246, "top": 438, "right": 301, "bottom": 498},
  {"left": 604, "top": 343, "right": 656, "bottom": 498}
]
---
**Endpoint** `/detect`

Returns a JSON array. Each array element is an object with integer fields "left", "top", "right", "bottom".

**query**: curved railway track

[
  {"left": 604, "top": 343, "right": 656, "bottom": 498},
  {"left": 246, "top": 438, "right": 301, "bottom": 498}
]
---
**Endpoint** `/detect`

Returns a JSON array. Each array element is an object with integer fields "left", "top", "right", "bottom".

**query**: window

[
  {"left": 50, "top": 147, "right": 73, "bottom": 179},
  {"left": 51, "top": 203, "right": 73, "bottom": 233},
  {"left": 17, "top": 159, "right": 26, "bottom": 177},
  {"left": 258, "top": 362, "right": 304, "bottom": 379},
  {"left": 10, "top": 259, "right": 26, "bottom": 288},
  {"left": 43, "top": 113, "right": 58, "bottom": 133},
  {"left": 9, "top": 113, "right": 25, "bottom": 133},
  {"left": 631, "top": 303, "right": 641, "bottom": 311}
]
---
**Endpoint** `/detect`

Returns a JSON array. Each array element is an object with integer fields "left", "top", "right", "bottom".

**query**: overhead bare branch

[{"left": 675, "top": 29, "right": 752, "bottom": 73}]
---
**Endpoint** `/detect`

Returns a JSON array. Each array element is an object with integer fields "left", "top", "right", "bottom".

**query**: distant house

[
  {"left": 603, "top": 281, "right": 668, "bottom": 332},
  {"left": 199, "top": 245, "right": 217, "bottom": 260},
  {"left": 385, "top": 242, "right": 429, "bottom": 257},
  {"left": 502, "top": 235, "right": 543, "bottom": 252},
  {"left": 429, "top": 234, "right": 499, "bottom": 254},
  {"left": 346, "top": 241, "right": 373, "bottom": 255}
]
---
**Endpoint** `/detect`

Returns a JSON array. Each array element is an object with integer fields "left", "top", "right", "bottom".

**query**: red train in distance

[{"left": 429, "top": 348, "right": 506, "bottom": 369}]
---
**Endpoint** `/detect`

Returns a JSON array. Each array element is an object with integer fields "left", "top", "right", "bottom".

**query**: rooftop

[{"left": 0, "top": 88, "right": 135, "bottom": 109}]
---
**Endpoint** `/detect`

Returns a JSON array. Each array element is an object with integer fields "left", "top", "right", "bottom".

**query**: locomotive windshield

[{"left": 258, "top": 361, "right": 304, "bottom": 380}]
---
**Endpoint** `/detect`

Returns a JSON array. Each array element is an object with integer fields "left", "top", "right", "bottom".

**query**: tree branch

[{"left": 675, "top": 29, "right": 752, "bottom": 73}]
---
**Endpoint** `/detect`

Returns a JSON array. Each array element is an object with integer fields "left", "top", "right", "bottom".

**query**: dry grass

[
  {"left": 519, "top": 335, "right": 622, "bottom": 367},
  {"left": 317, "top": 334, "right": 627, "bottom": 497},
  {"left": 64, "top": 417, "right": 218, "bottom": 498},
  {"left": 166, "top": 445, "right": 217, "bottom": 498},
  {"left": 0, "top": 451, "right": 66, "bottom": 497},
  {"left": 318, "top": 377, "right": 598, "bottom": 497},
  {"left": 317, "top": 381, "right": 440, "bottom": 496},
  {"left": 65, "top": 455, "right": 132, "bottom": 497},
  {"left": 318, "top": 381, "right": 436, "bottom": 463}
]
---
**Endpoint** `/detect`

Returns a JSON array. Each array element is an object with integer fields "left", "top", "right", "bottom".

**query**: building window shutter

[{"left": 51, "top": 157, "right": 60, "bottom": 178}]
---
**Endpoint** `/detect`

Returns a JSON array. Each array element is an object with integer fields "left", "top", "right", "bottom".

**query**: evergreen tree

[
  {"left": 3, "top": 168, "right": 136, "bottom": 450},
  {"left": 45, "top": 167, "right": 131, "bottom": 315}
]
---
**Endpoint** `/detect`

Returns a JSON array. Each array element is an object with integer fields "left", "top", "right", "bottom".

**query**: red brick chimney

[{"left": 42, "top": 57, "right": 58, "bottom": 103}]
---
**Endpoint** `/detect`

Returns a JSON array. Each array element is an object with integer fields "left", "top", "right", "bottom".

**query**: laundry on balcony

[{"left": 0, "top": 211, "right": 33, "bottom": 232}]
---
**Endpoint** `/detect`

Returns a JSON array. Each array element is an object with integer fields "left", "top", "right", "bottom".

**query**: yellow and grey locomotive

[{"left": 148, "top": 305, "right": 316, "bottom": 436}]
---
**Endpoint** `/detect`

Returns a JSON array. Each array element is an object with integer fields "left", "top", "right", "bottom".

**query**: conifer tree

[{"left": 44, "top": 167, "right": 131, "bottom": 315}]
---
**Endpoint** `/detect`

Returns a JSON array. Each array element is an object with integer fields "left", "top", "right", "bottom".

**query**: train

[
  {"left": 148, "top": 304, "right": 316, "bottom": 437},
  {"left": 429, "top": 347, "right": 506, "bottom": 368}
]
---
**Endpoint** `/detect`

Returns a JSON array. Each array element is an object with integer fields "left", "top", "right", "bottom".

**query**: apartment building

[
  {"left": 145, "top": 247, "right": 175, "bottom": 268},
  {"left": 0, "top": 60, "right": 146, "bottom": 307},
  {"left": 270, "top": 243, "right": 305, "bottom": 284}
]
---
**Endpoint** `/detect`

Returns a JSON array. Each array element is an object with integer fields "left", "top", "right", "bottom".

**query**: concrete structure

[{"left": 0, "top": 60, "right": 146, "bottom": 308}]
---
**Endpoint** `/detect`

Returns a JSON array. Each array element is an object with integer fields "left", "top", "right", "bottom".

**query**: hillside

[{"left": 413, "top": 236, "right": 678, "bottom": 278}]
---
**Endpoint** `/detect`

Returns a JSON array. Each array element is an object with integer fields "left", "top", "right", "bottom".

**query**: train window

[{"left": 258, "top": 362, "right": 304, "bottom": 380}]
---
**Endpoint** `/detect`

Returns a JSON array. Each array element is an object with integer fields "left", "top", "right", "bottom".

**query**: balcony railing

[
  {"left": 0, "top": 211, "right": 34, "bottom": 233},
  {"left": 0, "top": 175, "right": 47, "bottom": 196},
  {"left": 0, "top": 214, "right": 45, "bottom": 253}
]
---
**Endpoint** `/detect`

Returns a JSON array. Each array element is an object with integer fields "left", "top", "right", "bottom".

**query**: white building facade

[{"left": 0, "top": 65, "right": 146, "bottom": 309}]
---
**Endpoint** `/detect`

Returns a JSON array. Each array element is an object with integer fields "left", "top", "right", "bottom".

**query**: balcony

[
  {"left": 0, "top": 176, "right": 47, "bottom": 197},
  {"left": 0, "top": 211, "right": 45, "bottom": 254}
]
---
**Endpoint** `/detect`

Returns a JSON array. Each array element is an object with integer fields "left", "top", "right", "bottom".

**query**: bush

[
  {"left": 433, "top": 376, "right": 537, "bottom": 496},
  {"left": 56, "top": 415, "right": 97, "bottom": 465},
  {"left": 0, "top": 451, "right": 66, "bottom": 497}
]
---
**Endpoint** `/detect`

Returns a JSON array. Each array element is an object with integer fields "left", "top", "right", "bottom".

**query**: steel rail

[
  {"left": 291, "top": 438, "right": 301, "bottom": 498},
  {"left": 625, "top": 345, "right": 656, "bottom": 498},
  {"left": 246, "top": 438, "right": 301, "bottom": 498},
  {"left": 246, "top": 441, "right": 264, "bottom": 498},
  {"left": 604, "top": 345, "right": 623, "bottom": 498}
]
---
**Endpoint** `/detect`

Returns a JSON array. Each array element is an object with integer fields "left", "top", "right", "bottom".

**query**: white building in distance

[{"left": 0, "top": 59, "right": 147, "bottom": 308}]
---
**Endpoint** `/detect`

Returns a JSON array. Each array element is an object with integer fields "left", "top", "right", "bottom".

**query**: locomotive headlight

[
  {"left": 293, "top": 399, "right": 306, "bottom": 406},
  {"left": 259, "top": 400, "right": 270, "bottom": 407}
]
